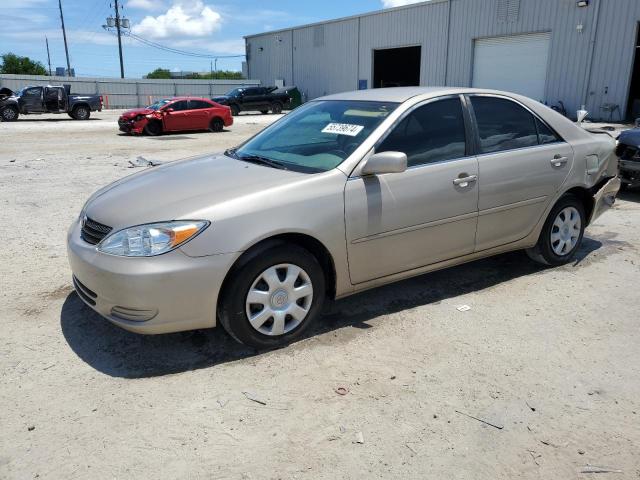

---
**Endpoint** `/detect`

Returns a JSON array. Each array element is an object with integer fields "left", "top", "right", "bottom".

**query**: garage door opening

[
  {"left": 373, "top": 46, "right": 421, "bottom": 89},
  {"left": 625, "top": 23, "right": 640, "bottom": 121}
]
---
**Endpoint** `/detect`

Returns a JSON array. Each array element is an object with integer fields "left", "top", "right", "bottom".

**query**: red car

[{"left": 118, "top": 97, "right": 233, "bottom": 135}]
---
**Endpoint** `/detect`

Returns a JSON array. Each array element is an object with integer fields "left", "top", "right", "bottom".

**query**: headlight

[{"left": 97, "top": 220, "right": 209, "bottom": 257}]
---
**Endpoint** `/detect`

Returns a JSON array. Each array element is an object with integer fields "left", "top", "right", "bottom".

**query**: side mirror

[{"left": 361, "top": 151, "right": 407, "bottom": 176}]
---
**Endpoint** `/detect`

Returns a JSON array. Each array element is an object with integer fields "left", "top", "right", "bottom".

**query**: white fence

[{"left": 0, "top": 74, "right": 260, "bottom": 109}]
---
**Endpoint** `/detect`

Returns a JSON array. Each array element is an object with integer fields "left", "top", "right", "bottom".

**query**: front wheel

[
  {"left": 143, "top": 120, "right": 163, "bottom": 136},
  {"left": 1, "top": 106, "right": 19, "bottom": 122},
  {"left": 526, "top": 194, "right": 586, "bottom": 266},
  {"left": 218, "top": 244, "right": 325, "bottom": 349},
  {"left": 72, "top": 105, "right": 90, "bottom": 120},
  {"left": 230, "top": 104, "right": 240, "bottom": 116}
]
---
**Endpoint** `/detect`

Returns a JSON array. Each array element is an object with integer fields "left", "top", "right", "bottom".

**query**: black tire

[
  {"left": 209, "top": 117, "right": 224, "bottom": 132},
  {"left": 230, "top": 104, "right": 240, "bottom": 116},
  {"left": 1, "top": 106, "right": 19, "bottom": 122},
  {"left": 72, "top": 105, "right": 90, "bottom": 120},
  {"left": 526, "top": 194, "right": 586, "bottom": 266},
  {"left": 143, "top": 120, "right": 163, "bottom": 136},
  {"left": 260, "top": 110, "right": 269, "bottom": 114},
  {"left": 271, "top": 102, "right": 283, "bottom": 114},
  {"left": 218, "top": 243, "right": 326, "bottom": 349}
]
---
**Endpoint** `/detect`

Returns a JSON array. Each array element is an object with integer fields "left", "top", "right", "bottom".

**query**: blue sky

[{"left": 1, "top": 0, "right": 423, "bottom": 78}]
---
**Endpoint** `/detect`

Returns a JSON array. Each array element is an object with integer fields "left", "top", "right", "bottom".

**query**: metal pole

[
  {"left": 58, "top": 0, "right": 71, "bottom": 76},
  {"left": 114, "top": 0, "right": 125, "bottom": 78},
  {"left": 45, "top": 36, "right": 52, "bottom": 76}
]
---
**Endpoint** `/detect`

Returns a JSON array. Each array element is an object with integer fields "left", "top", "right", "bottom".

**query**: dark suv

[{"left": 211, "top": 86, "right": 290, "bottom": 116}]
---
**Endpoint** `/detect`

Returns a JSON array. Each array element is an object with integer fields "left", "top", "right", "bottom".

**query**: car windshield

[
  {"left": 226, "top": 88, "right": 244, "bottom": 97},
  {"left": 146, "top": 99, "right": 172, "bottom": 110},
  {"left": 231, "top": 100, "right": 398, "bottom": 173}
]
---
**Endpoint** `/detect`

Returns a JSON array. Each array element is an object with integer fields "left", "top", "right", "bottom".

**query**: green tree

[
  {"left": 0, "top": 53, "right": 48, "bottom": 75},
  {"left": 145, "top": 68, "right": 172, "bottom": 79}
]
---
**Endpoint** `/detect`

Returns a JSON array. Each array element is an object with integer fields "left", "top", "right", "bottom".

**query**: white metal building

[{"left": 245, "top": 0, "right": 640, "bottom": 121}]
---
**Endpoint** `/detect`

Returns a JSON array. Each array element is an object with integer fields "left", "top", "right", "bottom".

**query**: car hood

[
  {"left": 84, "top": 153, "right": 307, "bottom": 229},
  {"left": 120, "top": 107, "right": 154, "bottom": 119}
]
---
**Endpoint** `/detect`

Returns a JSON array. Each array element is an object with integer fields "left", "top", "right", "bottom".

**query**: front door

[
  {"left": 468, "top": 95, "right": 574, "bottom": 251},
  {"left": 345, "top": 96, "right": 479, "bottom": 284},
  {"left": 162, "top": 100, "right": 191, "bottom": 131},
  {"left": 20, "top": 86, "right": 44, "bottom": 112}
]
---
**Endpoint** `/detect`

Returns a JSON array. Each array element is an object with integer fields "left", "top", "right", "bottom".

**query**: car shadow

[
  {"left": 117, "top": 129, "right": 230, "bottom": 138},
  {"left": 618, "top": 188, "right": 640, "bottom": 202},
  {"left": 60, "top": 239, "right": 602, "bottom": 379}
]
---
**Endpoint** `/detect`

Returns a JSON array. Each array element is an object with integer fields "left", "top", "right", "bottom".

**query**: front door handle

[
  {"left": 453, "top": 174, "right": 478, "bottom": 188},
  {"left": 551, "top": 155, "right": 569, "bottom": 167}
]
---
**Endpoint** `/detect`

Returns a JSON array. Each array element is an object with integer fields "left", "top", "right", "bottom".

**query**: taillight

[{"left": 99, "top": 96, "right": 103, "bottom": 105}]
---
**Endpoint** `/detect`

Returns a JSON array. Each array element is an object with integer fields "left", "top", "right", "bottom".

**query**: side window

[
  {"left": 24, "top": 87, "right": 42, "bottom": 97},
  {"left": 190, "top": 100, "right": 213, "bottom": 110},
  {"left": 378, "top": 98, "right": 467, "bottom": 167},
  {"left": 169, "top": 100, "right": 189, "bottom": 111},
  {"left": 471, "top": 96, "right": 539, "bottom": 153},
  {"left": 536, "top": 118, "right": 561, "bottom": 145}
]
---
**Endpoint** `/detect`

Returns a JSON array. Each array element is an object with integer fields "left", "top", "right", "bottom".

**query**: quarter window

[
  {"left": 377, "top": 97, "right": 467, "bottom": 167},
  {"left": 471, "top": 96, "right": 539, "bottom": 153}
]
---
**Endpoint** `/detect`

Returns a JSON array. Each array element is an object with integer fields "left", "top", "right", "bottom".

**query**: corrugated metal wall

[
  {"left": 246, "top": 0, "right": 640, "bottom": 120},
  {"left": 0, "top": 74, "right": 260, "bottom": 109}
]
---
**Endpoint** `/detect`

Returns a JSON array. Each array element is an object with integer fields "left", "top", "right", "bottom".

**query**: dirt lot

[{"left": 1, "top": 110, "right": 639, "bottom": 479}]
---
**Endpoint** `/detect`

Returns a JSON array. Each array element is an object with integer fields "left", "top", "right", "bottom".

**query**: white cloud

[
  {"left": 126, "top": 0, "right": 162, "bottom": 11},
  {"left": 381, "top": 0, "right": 427, "bottom": 8},
  {"left": 132, "top": 1, "right": 222, "bottom": 40}
]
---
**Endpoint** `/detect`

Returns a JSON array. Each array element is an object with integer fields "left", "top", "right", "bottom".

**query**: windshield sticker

[{"left": 322, "top": 123, "right": 365, "bottom": 137}]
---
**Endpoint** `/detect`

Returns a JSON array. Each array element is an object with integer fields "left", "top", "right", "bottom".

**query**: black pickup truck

[
  {"left": 211, "top": 86, "right": 291, "bottom": 116},
  {"left": 0, "top": 85, "right": 103, "bottom": 121}
]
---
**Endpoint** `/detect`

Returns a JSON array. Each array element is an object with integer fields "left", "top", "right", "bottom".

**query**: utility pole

[
  {"left": 114, "top": 0, "right": 125, "bottom": 78},
  {"left": 45, "top": 37, "right": 52, "bottom": 76},
  {"left": 58, "top": 0, "right": 72, "bottom": 76}
]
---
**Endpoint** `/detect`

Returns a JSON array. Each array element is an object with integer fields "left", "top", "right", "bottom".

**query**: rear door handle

[
  {"left": 453, "top": 174, "right": 478, "bottom": 188},
  {"left": 551, "top": 155, "right": 568, "bottom": 167}
]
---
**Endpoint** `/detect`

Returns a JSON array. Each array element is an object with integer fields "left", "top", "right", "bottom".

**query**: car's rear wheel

[
  {"left": 271, "top": 102, "right": 283, "bottom": 114},
  {"left": 526, "top": 194, "right": 586, "bottom": 266},
  {"left": 144, "top": 120, "right": 163, "bottom": 136},
  {"left": 218, "top": 243, "right": 325, "bottom": 349},
  {"left": 1, "top": 106, "right": 19, "bottom": 122},
  {"left": 209, "top": 117, "right": 224, "bottom": 132},
  {"left": 230, "top": 104, "right": 240, "bottom": 116},
  {"left": 72, "top": 105, "right": 90, "bottom": 120}
]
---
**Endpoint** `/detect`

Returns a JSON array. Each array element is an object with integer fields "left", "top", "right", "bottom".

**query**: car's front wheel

[
  {"left": 230, "top": 104, "right": 240, "bottom": 116},
  {"left": 526, "top": 194, "right": 586, "bottom": 266},
  {"left": 1, "top": 106, "right": 19, "bottom": 122},
  {"left": 219, "top": 243, "right": 325, "bottom": 348},
  {"left": 144, "top": 120, "right": 163, "bottom": 136}
]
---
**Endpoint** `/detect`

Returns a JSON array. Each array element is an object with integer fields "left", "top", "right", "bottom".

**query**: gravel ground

[{"left": 1, "top": 110, "right": 639, "bottom": 479}]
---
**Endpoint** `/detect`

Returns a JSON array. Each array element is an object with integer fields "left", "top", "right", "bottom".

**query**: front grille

[{"left": 81, "top": 217, "right": 112, "bottom": 245}]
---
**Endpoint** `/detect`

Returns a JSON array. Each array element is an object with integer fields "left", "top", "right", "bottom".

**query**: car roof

[{"left": 316, "top": 86, "right": 532, "bottom": 103}]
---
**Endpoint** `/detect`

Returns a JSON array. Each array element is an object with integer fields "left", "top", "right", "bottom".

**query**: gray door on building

[{"left": 472, "top": 32, "right": 551, "bottom": 101}]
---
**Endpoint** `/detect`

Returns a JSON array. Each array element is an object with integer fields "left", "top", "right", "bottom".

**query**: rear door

[
  {"left": 189, "top": 100, "right": 213, "bottom": 129},
  {"left": 468, "top": 94, "right": 573, "bottom": 251},
  {"left": 345, "top": 96, "right": 479, "bottom": 284},
  {"left": 20, "top": 86, "right": 44, "bottom": 112}
]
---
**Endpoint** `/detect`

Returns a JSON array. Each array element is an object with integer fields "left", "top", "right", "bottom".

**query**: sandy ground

[{"left": 1, "top": 110, "right": 639, "bottom": 479}]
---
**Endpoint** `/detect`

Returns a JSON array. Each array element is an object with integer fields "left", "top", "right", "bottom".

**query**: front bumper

[
  {"left": 589, "top": 176, "right": 621, "bottom": 224},
  {"left": 118, "top": 117, "right": 146, "bottom": 134},
  {"left": 67, "top": 218, "right": 240, "bottom": 334},
  {"left": 619, "top": 159, "right": 640, "bottom": 186}
]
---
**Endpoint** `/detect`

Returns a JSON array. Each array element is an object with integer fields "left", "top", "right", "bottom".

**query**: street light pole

[
  {"left": 58, "top": 0, "right": 72, "bottom": 76},
  {"left": 114, "top": 0, "right": 125, "bottom": 78},
  {"left": 45, "top": 36, "right": 52, "bottom": 76}
]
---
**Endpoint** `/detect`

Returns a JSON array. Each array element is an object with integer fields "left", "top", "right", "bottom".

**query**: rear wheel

[
  {"left": 144, "top": 120, "right": 163, "bottom": 136},
  {"left": 230, "top": 104, "right": 240, "bottom": 116},
  {"left": 72, "top": 105, "right": 90, "bottom": 120},
  {"left": 218, "top": 244, "right": 325, "bottom": 349},
  {"left": 271, "top": 102, "right": 283, "bottom": 114},
  {"left": 1, "top": 106, "right": 19, "bottom": 122},
  {"left": 526, "top": 194, "right": 586, "bottom": 266},
  {"left": 209, "top": 117, "right": 223, "bottom": 132}
]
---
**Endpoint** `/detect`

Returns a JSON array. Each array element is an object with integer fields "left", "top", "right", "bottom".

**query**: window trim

[
  {"left": 373, "top": 94, "right": 474, "bottom": 171},
  {"left": 465, "top": 93, "right": 565, "bottom": 156}
]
